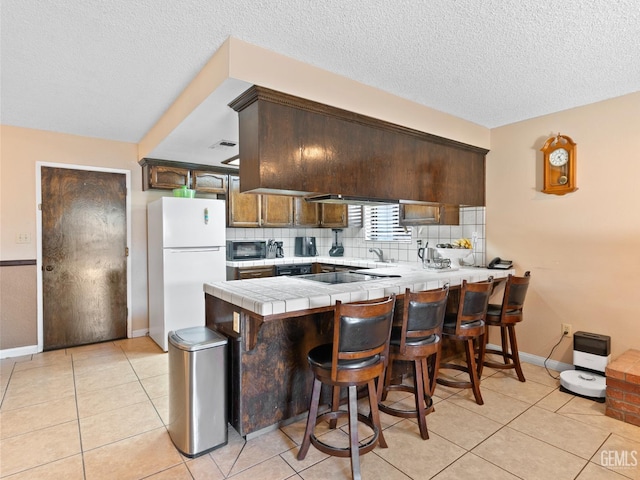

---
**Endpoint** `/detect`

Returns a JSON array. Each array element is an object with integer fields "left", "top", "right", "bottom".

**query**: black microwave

[{"left": 226, "top": 240, "right": 267, "bottom": 261}]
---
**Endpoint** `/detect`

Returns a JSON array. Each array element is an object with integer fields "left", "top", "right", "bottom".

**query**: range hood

[
  {"left": 304, "top": 194, "right": 399, "bottom": 206},
  {"left": 229, "top": 86, "right": 488, "bottom": 206}
]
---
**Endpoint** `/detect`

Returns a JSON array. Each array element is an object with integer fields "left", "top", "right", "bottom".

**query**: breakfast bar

[{"left": 204, "top": 260, "right": 512, "bottom": 437}]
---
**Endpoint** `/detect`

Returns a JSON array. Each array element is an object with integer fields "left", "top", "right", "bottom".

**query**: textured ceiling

[{"left": 2, "top": 0, "right": 639, "bottom": 145}]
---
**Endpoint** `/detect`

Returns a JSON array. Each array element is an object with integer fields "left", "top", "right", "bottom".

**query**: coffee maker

[
  {"left": 275, "top": 241, "right": 284, "bottom": 258},
  {"left": 295, "top": 237, "right": 317, "bottom": 257}
]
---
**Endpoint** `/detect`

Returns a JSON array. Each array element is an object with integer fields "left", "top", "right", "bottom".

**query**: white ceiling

[{"left": 2, "top": 0, "right": 639, "bottom": 165}]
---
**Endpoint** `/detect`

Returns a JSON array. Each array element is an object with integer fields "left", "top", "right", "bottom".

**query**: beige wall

[
  {"left": 0, "top": 265, "right": 37, "bottom": 348},
  {"left": 0, "top": 125, "right": 158, "bottom": 346},
  {"left": 486, "top": 92, "right": 640, "bottom": 363}
]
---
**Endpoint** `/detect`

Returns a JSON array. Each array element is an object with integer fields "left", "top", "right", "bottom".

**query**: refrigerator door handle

[{"left": 167, "top": 247, "right": 222, "bottom": 253}]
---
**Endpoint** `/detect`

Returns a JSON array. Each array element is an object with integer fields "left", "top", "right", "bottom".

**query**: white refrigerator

[{"left": 147, "top": 197, "right": 226, "bottom": 351}]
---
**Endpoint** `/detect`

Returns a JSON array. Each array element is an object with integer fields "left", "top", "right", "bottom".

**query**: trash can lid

[{"left": 169, "top": 327, "right": 228, "bottom": 351}]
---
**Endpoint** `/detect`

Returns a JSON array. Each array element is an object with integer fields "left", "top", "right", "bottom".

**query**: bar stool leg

[
  {"left": 347, "top": 385, "right": 361, "bottom": 480},
  {"left": 367, "top": 379, "right": 387, "bottom": 448},
  {"left": 508, "top": 325, "right": 526, "bottom": 382},
  {"left": 465, "top": 338, "right": 484, "bottom": 405},
  {"left": 427, "top": 349, "right": 441, "bottom": 397},
  {"left": 413, "top": 359, "right": 429, "bottom": 440},
  {"left": 500, "top": 326, "right": 509, "bottom": 364},
  {"left": 329, "top": 386, "right": 340, "bottom": 429},
  {"left": 380, "top": 357, "right": 394, "bottom": 402},
  {"left": 298, "top": 378, "right": 322, "bottom": 460}
]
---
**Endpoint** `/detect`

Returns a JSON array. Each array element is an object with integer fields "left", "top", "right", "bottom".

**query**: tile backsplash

[{"left": 226, "top": 206, "right": 486, "bottom": 266}]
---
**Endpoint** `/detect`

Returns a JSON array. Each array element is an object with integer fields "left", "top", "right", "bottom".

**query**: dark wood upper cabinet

[
  {"left": 320, "top": 203, "right": 347, "bottom": 227},
  {"left": 262, "top": 195, "right": 293, "bottom": 227},
  {"left": 399, "top": 204, "right": 459, "bottom": 226},
  {"left": 139, "top": 158, "right": 237, "bottom": 192},
  {"left": 228, "top": 175, "right": 261, "bottom": 227},
  {"left": 147, "top": 165, "right": 190, "bottom": 190},
  {"left": 293, "top": 198, "right": 347, "bottom": 227},
  {"left": 229, "top": 86, "right": 488, "bottom": 206},
  {"left": 293, "top": 197, "right": 319, "bottom": 226},
  {"left": 192, "top": 171, "right": 227, "bottom": 194}
]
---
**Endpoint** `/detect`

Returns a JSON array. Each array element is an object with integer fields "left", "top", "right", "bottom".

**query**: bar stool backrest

[
  {"left": 454, "top": 279, "right": 494, "bottom": 336},
  {"left": 400, "top": 286, "right": 449, "bottom": 353},
  {"left": 500, "top": 272, "right": 531, "bottom": 321},
  {"left": 332, "top": 296, "right": 396, "bottom": 382}
]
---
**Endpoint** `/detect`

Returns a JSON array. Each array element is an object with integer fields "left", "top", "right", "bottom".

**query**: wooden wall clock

[{"left": 541, "top": 133, "right": 578, "bottom": 195}]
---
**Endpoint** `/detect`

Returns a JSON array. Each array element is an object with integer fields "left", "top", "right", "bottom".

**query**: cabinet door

[
  {"left": 399, "top": 204, "right": 439, "bottom": 225},
  {"left": 293, "top": 197, "right": 320, "bottom": 226},
  {"left": 399, "top": 204, "right": 459, "bottom": 226},
  {"left": 237, "top": 266, "right": 274, "bottom": 279},
  {"left": 228, "top": 176, "right": 261, "bottom": 227},
  {"left": 192, "top": 171, "right": 227, "bottom": 193},
  {"left": 320, "top": 204, "right": 347, "bottom": 227},
  {"left": 149, "top": 165, "right": 190, "bottom": 189},
  {"left": 262, "top": 195, "right": 293, "bottom": 227}
]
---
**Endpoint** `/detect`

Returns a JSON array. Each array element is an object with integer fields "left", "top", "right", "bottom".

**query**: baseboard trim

[
  {"left": 486, "top": 343, "right": 573, "bottom": 372},
  {"left": 1, "top": 330, "right": 150, "bottom": 359},
  {"left": 0, "top": 344, "right": 39, "bottom": 360}
]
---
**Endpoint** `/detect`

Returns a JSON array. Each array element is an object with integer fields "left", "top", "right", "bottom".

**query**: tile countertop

[
  {"left": 225, "top": 255, "right": 396, "bottom": 269},
  {"left": 207, "top": 257, "right": 513, "bottom": 317}
]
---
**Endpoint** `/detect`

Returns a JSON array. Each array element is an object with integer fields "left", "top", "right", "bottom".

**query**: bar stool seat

[
  {"left": 297, "top": 296, "right": 396, "bottom": 480},
  {"left": 378, "top": 286, "right": 449, "bottom": 440},
  {"left": 482, "top": 271, "right": 531, "bottom": 382},
  {"left": 437, "top": 278, "right": 493, "bottom": 405}
]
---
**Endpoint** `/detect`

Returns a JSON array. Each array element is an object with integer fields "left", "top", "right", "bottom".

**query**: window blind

[{"left": 363, "top": 205, "right": 412, "bottom": 241}]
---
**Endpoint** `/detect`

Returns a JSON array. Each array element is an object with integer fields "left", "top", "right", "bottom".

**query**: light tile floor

[{"left": 1, "top": 336, "right": 639, "bottom": 480}]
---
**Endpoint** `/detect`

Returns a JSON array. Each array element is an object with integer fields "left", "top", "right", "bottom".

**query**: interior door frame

[{"left": 36, "top": 162, "right": 132, "bottom": 352}]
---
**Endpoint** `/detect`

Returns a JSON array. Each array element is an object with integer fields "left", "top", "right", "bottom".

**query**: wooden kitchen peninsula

[{"left": 204, "top": 263, "right": 511, "bottom": 437}]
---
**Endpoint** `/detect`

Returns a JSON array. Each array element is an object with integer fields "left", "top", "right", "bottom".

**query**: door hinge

[{"left": 125, "top": 247, "right": 129, "bottom": 257}]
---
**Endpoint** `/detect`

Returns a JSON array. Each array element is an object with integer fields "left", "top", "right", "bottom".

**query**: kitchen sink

[{"left": 297, "top": 271, "right": 399, "bottom": 284}]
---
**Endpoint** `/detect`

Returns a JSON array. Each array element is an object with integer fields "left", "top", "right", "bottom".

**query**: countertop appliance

[
  {"left": 275, "top": 241, "right": 284, "bottom": 258},
  {"left": 148, "top": 197, "right": 226, "bottom": 351},
  {"left": 226, "top": 240, "right": 266, "bottom": 261},
  {"left": 329, "top": 229, "right": 344, "bottom": 257},
  {"left": 295, "top": 236, "right": 317, "bottom": 257},
  {"left": 275, "top": 264, "right": 313, "bottom": 276}
]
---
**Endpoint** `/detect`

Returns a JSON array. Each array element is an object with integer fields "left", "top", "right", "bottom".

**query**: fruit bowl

[{"left": 436, "top": 248, "right": 474, "bottom": 266}]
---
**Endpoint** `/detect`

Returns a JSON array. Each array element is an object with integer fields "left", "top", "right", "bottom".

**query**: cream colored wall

[
  {"left": 486, "top": 92, "right": 640, "bottom": 363},
  {"left": 139, "top": 37, "right": 490, "bottom": 159},
  {"left": 227, "top": 37, "right": 490, "bottom": 150},
  {"left": 0, "top": 125, "right": 153, "bottom": 342}
]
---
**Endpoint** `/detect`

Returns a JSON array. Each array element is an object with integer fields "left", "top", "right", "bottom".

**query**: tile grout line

[{"left": 69, "top": 346, "right": 89, "bottom": 480}]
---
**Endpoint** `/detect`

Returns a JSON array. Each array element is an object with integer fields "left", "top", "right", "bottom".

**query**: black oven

[
  {"left": 226, "top": 240, "right": 267, "bottom": 261},
  {"left": 275, "top": 264, "right": 313, "bottom": 276}
]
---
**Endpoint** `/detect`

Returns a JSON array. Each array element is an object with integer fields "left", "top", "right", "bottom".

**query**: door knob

[{"left": 45, "top": 265, "right": 54, "bottom": 271}]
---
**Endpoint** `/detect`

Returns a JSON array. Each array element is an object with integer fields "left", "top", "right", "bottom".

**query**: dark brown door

[{"left": 41, "top": 167, "right": 127, "bottom": 350}]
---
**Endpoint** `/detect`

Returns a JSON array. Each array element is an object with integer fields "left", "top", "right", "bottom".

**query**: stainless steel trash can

[{"left": 168, "top": 326, "right": 228, "bottom": 457}]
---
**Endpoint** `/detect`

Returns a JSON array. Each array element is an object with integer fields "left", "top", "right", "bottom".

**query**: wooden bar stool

[
  {"left": 436, "top": 278, "right": 493, "bottom": 405},
  {"left": 297, "top": 296, "right": 396, "bottom": 480},
  {"left": 378, "top": 286, "right": 449, "bottom": 440},
  {"left": 481, "top": 271, "right": 531, "bottom": 382}
]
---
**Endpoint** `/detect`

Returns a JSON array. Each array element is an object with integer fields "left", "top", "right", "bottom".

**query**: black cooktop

[{"left": 298, "top": 271, "right": 387, "bottom": 284}]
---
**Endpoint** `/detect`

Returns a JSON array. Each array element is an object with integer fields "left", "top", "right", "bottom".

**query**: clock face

[{"left": 549, "top": 148, "right": 569, "bottom": 167}]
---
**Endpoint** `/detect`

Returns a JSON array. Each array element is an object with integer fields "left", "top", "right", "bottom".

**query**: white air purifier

[{"left": 560, "top": 331, "right": 611, "bottom": 403}]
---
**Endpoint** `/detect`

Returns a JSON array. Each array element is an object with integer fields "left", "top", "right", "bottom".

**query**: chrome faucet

[{"left": 369, "top": 248, "right": 385, "bottom": 262}]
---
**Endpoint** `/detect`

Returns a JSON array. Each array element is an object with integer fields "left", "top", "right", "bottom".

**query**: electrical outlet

[
  {"left": 15, "top": 233, "right": 31, "bottom": 244},
  {"left": 562, "top": 323, "right": 572, "bottom": 336}
]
